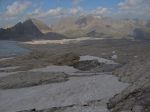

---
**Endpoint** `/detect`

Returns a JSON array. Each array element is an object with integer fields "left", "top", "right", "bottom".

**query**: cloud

[
  {"left": 72, "top": 0, "right": 83, "bottom": 6},
  {"left": 29, "top": 7, "right": 84, "bottom": 18},
  {"left": 0, "top": 1, "right": 31, "bottom": 19},
  {"left": 118, "top": 0, "right": 150, "bottom": 18},
  {"left": 47, "top": 8, "right": 65, "bottom": 16},
  {"left": 29, "top": 7, "right": 66, "bottom": 18},
  {"left": 91, "top": 7, "right": 110, "bottom": 18},
  {"left": 92, "top": 7, "right": 109, "bottom": 15},
  {"left": 69, "top": 7, "right": 83, "bottom": 15},
  {"left": 119, "top": 0, "right": 149, "bottom": 10},
  {"left": 28, "top": 6, "right": 111, "bottom": 20}
]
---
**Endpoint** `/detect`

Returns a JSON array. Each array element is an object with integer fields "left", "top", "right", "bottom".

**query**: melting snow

[{"left": 24, "top": 37, "right": 103, "bottom": 45}]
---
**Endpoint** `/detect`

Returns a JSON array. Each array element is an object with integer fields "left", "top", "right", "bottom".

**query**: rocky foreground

[
  {"left": 0, "top": 55, "right": 128, "bottom": 112},
  {"left": 0, "top": 39, "right": 150, "bottom": 112},
  {"left": 108, "top": 57, "right": 150, "bottom": 112}
]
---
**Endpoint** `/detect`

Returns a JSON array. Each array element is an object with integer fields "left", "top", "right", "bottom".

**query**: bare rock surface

[
  {"left": 0, "top": 72, "right": 68, "bottom": 89},
  {"left": 108, "top": 58, "right": 150, "bottom": 112},
  {"left": 0, "top": 39, "right": 150, "bottom": 112},
  {"left": 0, "top": 72, "right": 128, "bottom": 112},
  {"left": 17, "top": 100, "right": 109, "bottom": 112}
]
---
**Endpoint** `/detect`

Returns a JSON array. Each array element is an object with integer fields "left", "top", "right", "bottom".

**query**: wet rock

[
  {"left": 73, "top": 60, "right": 102, "bottom": 71},
  {"left": 72, "top": 59, "right": 120, "bottom": 72}
]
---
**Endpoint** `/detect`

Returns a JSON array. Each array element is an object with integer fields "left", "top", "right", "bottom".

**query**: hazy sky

[{"left": 0, "top": 0, "right": 150, "bottom": 27}]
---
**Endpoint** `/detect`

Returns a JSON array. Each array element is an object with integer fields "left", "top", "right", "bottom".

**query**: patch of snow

[
  {"left": 0, "top": 74, "right": 128, "bottom": 112},
  {"left": 112, "top": 51, "right": 116, "bottom": 54},
  {"left": 111, "top": 55, "right": 118, "bottom": 59},
  {"left": 134, "top": 56, "right": 138, "bottom": 58},
  {"left": 0, "top": 66, "right": 19, "bottom": 71},
  {"left": 80, "top": 55, "right": 117, "bottom": 64},
  {"left": 0, "top": 57, "right": 14, "bottom": 61},
  {"left": 24, "top": 37, "right": 103, "bottom": 45}
]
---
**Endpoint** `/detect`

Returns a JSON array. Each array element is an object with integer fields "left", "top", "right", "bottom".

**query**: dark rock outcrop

[
  {"left": 0, "top": 20, "right": 43, "bottom": 41},
  {"left": 55, "top": 52, "right": 80, "bottom": 66},
  {"left": 75, "top": 17, "right": 87, "bottom": 28},
  {"left": 73, "top": 60, "right": 102, "bottom": 71},
  {"left": 133, "top": 28, "right": 150, "bottom": 40}
]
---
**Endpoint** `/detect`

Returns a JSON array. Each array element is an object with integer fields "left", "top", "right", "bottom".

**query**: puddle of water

[{"left": 0, "top": 41, "right": 29, "bottom": 57}]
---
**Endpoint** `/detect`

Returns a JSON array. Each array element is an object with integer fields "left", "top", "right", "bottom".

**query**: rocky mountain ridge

[
  {"left": 53, "top": 16, "right": 150, "bottom": 39},
  {"left": 0, "top": 19, "right": 65, "bottom": 41}
]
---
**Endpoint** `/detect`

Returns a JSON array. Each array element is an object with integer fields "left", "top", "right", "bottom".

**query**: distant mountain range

[
  {"left": 0, "top": 19, "right": 66, "bottom": 41},
  {"left": 53, "top": 15, "right": 150, "bottom": 40},
  {"left": 0, "top": 16, "right": 150, "bottom": 41}
]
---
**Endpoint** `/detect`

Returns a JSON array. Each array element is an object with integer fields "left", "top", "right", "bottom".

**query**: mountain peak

[
  {"left": 0, "top": 18, "right": 66, "bottom": 41},
  {"left": 24, "top": 18, "right": 52, "bottom": 34}
]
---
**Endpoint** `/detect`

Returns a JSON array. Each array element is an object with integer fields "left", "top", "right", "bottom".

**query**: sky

[{"left": 0, "top": 0, "right": 150, "bottom": 27}]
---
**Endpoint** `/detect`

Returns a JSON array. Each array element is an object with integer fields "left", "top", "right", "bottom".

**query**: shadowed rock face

[
  {"left": 73, "top": 60, "right": 101, "bottom": 71},
  {"left": 44, "top": 32, "right": 66, "bottom": 40},
  {"left": 0, "top": 19, "right": 43, "bottom": 40},
  {"left": 133, "top": 28, "right": 145, "bottom": 40},
  {"left": 75, "top": 17, "right": 87, "bottom": 28},
  {"left": 14, "top": 20, "right": 43, "bottom": 36},
  {"left": 146, "top": 20, "right": 150, "bottom": 28},
  {"left": 133, "top": 28, "right": 150, "bottom": 40}
]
